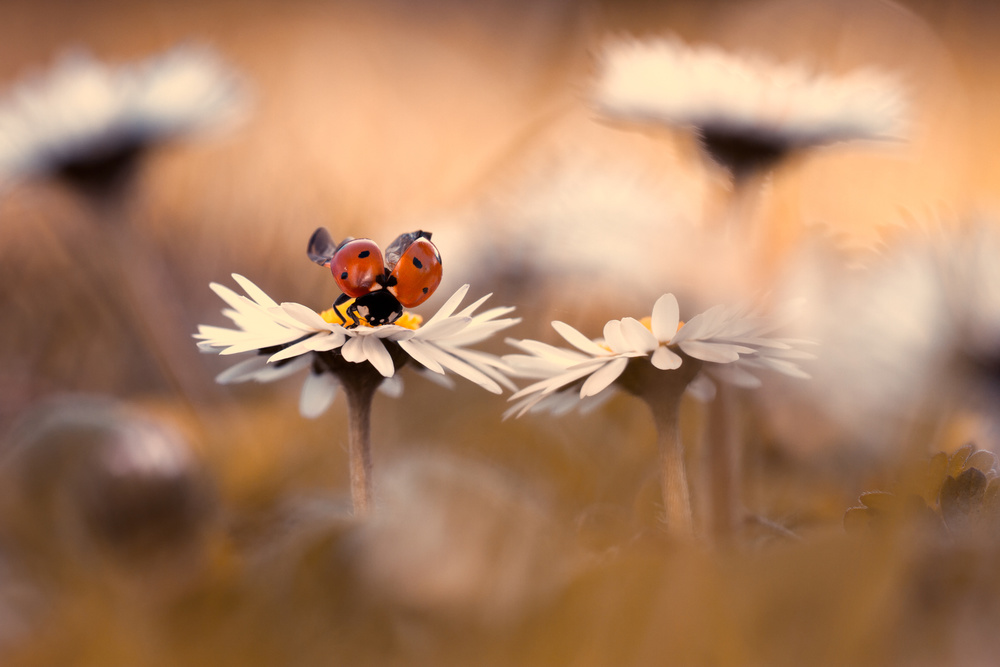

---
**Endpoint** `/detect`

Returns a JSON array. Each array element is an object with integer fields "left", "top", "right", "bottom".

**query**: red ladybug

[{"left": 307, "top": 228, "right": 443, "bottom": 327}]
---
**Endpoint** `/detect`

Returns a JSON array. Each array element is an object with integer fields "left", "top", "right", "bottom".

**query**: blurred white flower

[
  {"left": 195, "top": 275, "right": 519, "bottom": 418},
  {"left": 444, "top": 153, "right": 719, "bottom": 303},
  {"left": 0, "top": 44, "right": 246, "bottom": 189},
  {"left": 766, "top": 229, "right": 950, "bottom": 452},
  {"left": 593, "top": 37, "right": 907, "bottom": 177},
  {"left": 504, "top": 293, "right": 812, "bottom": 418}
]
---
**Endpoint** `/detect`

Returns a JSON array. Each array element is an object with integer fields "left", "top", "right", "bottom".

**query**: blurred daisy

[
  {"left": 593, "top": 37, "right": 906, "bottom": 180},
  {"left": 504, "top": 293, "right": 811, "bottom": 538},
  {"left": 504, "top": 293, "right": 811, "bottom": 419},
  {"left": 0, "top": 44, "right": 245, "bottom": 196}
]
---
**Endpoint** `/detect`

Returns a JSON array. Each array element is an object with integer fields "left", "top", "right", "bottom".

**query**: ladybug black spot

[
  {"left": 412, "top": 257, "right": 423, "bottom": 269},
  {"left": 340, "top": 271, "right": 348, "bottom": 280},
  {"left": 422, "top": 287, "right": 428, "bottom": 294},
  {"left": 358, "top": 250, "right": 370, "bottom": 258}
]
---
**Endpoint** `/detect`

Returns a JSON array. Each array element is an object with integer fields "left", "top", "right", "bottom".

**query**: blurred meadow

[{"left": 3, "top": 0, "right": 1000, "bottom": 665}]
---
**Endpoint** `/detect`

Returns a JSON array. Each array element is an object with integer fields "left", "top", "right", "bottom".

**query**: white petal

[
  {"left": 620, "top": 317, "right": 658, "bottom": 352},
  {"left": 552, "top": 321, "right": 609, "bottom": 357},
  {"left": 232, "top": 273, "right": 278, "bottom": 308},
  {"left": 378, "top": 375, "right": 405, "bottom": 398},
  {"left": 508, "top": 358, "right": 608, "bottom": 401},
  {"left": 341, "top": 336, "right": 367, "bottom": 363},
  {"left": 454, "top": 292, "right": 492, "bottom": 318},
  {"left": 678, "top": 340, "right": 743, "bottom": 363},
  {"left": 651, "top": 345, "right": 683, "bottom": 370},
  {"left": 415, "top": 344, "right": 502, "bottom": 393},
  {"left": 280, "top": 302, "right": 335, "bottom": 330},
  {"left": 422, "top": 284, "right": 470, "bottom": 327},
  {"left": 397, "top": 338, "right": 446, "bottom": 374},
  {"left": 713, "top": 364, "right": 762, "bottom": 389},
  {"left": 373, "top": 326, "right": 416, "bottom": 340},
  {"left": 267, "top": 334, "right": 326, "bottom": 363},
  {"left": 506, "top": 338, "right": 591, "bottom": 365},
  {"left": 651, "top": 293, "right": 680, "bottom": 342},
  {"left": 361, "top": 334, "right": 395, "bottom": 377},
  {"left": 415, "top": 316, "right": 471, "bottom": 341},
  {"left": 603, "top": 320, "right": 629, "bottom": 354},
  {"left": 672, "top": 304, "right": 727, "bottom": 343},
  {"left": 251, "top": 355, "right": 313, "bottom": 383},
  {"left": 579, "top": 356, "right": 628, "bottom": 398},
  {"left": 215, "top": 356, "right": 268, "bottom": 384},
  {"left": 209, "top": 281, "right": 250, "bottom": 313},
  {"left": 452, "top": 348, "right": 519, "bottom": 392},
  {"left": 441, "top": 317, "right": 521, "bottom": 347},
  {"left": 752, "top": 357, "right": 812, "bottom": 379},
  {"left": 219, "top": 333, "right": 304, "bottom": 355},
  {"left": 299, "top": 372, "right": 338, "bottom": 418},
  {"left": 685, "top": 374, "right": 716, "bottom": 402}
]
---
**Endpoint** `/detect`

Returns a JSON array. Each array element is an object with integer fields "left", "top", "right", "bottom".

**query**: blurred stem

[
  {"left": 341, "top": 371, "right": 379, "bottom": 518},
  {"left": 725, "top": 171, "right": 766, "bottom": 243},
  {"left": 651, "top": 396, "right": 694, "bottom": 539},
  {"left": 705, "top": 383, "right": 741, "bottom": 546},
  {"left": 89, "top": 190, "right": 215, "bottom": 407}
]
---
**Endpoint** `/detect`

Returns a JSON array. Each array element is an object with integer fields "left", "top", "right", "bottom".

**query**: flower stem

[
  {"left": 340, "top": 371, "right": 380, "bottom": 518},
  {"left": 620, "top": 357, "right": 702, "bottom": 540},
  {"left": 651, "top": 398, "right": 694, "bottom": 538}
]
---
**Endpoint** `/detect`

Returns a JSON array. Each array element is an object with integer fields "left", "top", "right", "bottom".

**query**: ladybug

[{"left": 307, "top": 227, "right": 443, "bottom": 327}]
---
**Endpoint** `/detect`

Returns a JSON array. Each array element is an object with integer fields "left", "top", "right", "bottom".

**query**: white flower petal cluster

[
  {"left": 195, "top": 275, "right": 519, "bottom": 418},
  {"left": 593, "top": 37, "right": 907, "bottom": 151},
  {"left": 0, "top": 44, "right": 245, "bottom": 185},
  {"left": 504, "top": 294, "right": 812, "bottom": 418}
]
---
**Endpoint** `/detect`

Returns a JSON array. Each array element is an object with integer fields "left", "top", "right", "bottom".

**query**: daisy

[
  {"left": 592, "top": 37, "right": 907, "bottom": 181},
  {"left": 504, "top": 294, "right": 810, "bottom": 418},
  {"left": 504, "top": 293, "right": 811, "bottom": 538},
  {"left": 0, "top": 44, "right": 245, "bottom": 197},
  {"left": 195, "top": 274, "right": 519, "bottom": 515}
]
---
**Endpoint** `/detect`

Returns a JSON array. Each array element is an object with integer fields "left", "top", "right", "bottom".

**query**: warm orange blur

[{"left": 2, "top": 1, "right": 1000, "bottom": 665}]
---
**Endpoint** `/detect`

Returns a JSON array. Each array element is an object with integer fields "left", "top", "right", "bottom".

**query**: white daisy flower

[
  {"left": 504, "top": 293, "right": 812, "bottom": 418},
  {"left": 0, "top": 44, "right": 246, "bottom": 190},
  {"left": 592, "top": 37, "right": 907, "bottom": 178},
  {"left": 195, "top": 275, "right": 519, "bottom": 418}
]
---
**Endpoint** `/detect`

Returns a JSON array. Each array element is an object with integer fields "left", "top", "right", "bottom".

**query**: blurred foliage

[{"left": 845, "top": 444, "right": 1000, "bottom": 541}]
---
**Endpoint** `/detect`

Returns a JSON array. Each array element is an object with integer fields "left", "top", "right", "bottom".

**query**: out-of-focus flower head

[
  {"left": 504, "top": 293, "right": 812, "bottom": 418},
  {"left": 0, "top": 44, "right": 246, "bottom": 195},
  {"left": 0, "top": 396, "right": 216, "bottom": 565},
  {"left": 195, "top": 275, "right": 520, "bottom": 418},
  {"left": 592, "top": 37, "right": 907, "bottom": 179},
  {"left": 345, "top": 453, "right": 567, "bottom": 624}
]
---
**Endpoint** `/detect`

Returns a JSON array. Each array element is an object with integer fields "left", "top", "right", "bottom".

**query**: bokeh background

[{"left": 3, "top": 0, "right": 1000, "bottom": 665}]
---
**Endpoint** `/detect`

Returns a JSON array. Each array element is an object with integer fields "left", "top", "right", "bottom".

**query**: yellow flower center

[
  {"left": 319, "top": 299, "right": 422, "bottom": 330},
  {"left": 394, "top": 312, "right": 423, "bottom": 330}
]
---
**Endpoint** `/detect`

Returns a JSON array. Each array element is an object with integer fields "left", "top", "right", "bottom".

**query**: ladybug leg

[
  {"left": 329, "top": 293, "right": 352, "bottom": 326},
  {"left": 345, "top": 301, "right": 363, "bottom": 329}
]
